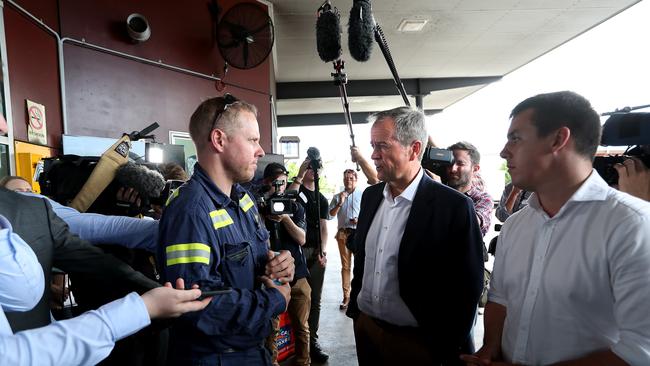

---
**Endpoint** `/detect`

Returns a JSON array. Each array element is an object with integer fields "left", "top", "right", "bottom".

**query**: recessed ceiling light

[{"left": 397, "top": 18, "right": 428, "bottom": 32}]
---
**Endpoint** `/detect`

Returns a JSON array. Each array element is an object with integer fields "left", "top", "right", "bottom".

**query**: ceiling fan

[{"left": 216, "top": 2, "right": 275, "bottom": 70}]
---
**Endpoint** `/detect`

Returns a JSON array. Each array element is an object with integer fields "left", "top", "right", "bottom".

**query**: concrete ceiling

[{"left": 267, "top": 0, "right": 640, "bottom": 123}]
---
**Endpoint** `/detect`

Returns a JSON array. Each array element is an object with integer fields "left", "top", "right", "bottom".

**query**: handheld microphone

[
  {"left": 316, "top": 1, "right": 342, "bottom": 62},
  {"left": 115, "top": 162, "right": 166, "bottom": 199},
  {"left": 348, "top": 0, "right": 374, "bottom": 62},
  {"left": 307, "top": 147, "right": 323, "bottom": 170}
]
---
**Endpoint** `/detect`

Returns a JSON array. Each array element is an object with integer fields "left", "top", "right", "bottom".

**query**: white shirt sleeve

[
  {"left": 0, "top": 223, "right": 44, "bottom": 312},
  {"left": 607, "top": 215, "right": 650, "bottom": 365},
  {"left": 0, "top": 292, "right": 151, "bottom": 366}
]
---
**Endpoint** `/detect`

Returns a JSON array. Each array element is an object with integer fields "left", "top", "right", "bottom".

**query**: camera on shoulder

[
  {"left": 258, "top": 179, "right": 299, "bottom": 216},
  {"left": 421, "top": 146, "right": 453, "bottom": 183},
  {"left": 594, "top": 111, "right": 650, "bottom": 185}
]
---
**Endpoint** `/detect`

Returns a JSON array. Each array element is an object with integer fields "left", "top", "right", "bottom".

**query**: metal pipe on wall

[{"left": 6, "top": 0, "right": 225, "bottom": 135}]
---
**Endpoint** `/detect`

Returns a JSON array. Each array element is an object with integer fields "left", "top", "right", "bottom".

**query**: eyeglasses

[{"left": 208, "top": 93, "right": 239, "bottom": 141}]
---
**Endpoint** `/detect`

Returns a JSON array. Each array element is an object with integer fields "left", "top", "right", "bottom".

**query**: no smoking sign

[{"left": 26, "top": 100, "right": 47, "bottom": 145}]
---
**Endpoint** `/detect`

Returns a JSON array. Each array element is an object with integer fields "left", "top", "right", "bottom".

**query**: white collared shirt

[
  {"left": 358, "top": 168, "right": 424, "bottom": 326},
  {"left": 489, "top": 170, "right": 650, "bottom": 365}
]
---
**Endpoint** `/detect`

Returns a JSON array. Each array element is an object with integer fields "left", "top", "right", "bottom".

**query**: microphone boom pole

[
  {"left": 374, "top": 24, "right": 410, "bottom": 106},
  {"left": 331, "top": 60, "right": 360, "bottom": 171}
]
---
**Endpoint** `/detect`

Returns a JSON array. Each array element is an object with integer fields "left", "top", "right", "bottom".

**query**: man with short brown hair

[{"left": 158, "top": 94, "right": 295, "bottom": 365}]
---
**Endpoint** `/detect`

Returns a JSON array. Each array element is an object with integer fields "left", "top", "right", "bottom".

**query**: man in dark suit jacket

[
  {"left": 346, "top": 106, "right": 484, "bottom": 366},
  {"left": 0, "top": 188, "right": 159, "bottom": 332}
]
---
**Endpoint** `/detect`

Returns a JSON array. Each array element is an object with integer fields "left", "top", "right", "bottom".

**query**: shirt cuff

[
  {"left": 267, "top": 288, "right": 287, "bottom": 317},
  {"left": 99, "top": 292, "right": 151, "bottom": 342}
]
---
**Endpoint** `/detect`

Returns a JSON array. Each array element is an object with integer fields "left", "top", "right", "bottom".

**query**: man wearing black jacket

[
  {"left": 346, "top": 106, "right": 484, "bottom": 365},
  {"left": 0, "top": 188, "right": 159, "bottom": 332}
]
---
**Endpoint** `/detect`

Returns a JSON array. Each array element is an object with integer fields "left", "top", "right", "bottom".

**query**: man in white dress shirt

[{"left": 462, "top": 91, "right": 650, "bottom": 366}]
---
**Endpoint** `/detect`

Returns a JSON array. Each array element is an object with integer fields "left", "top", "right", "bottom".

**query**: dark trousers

[
  {"left": 303, "top": 246, "right": 326, "bottom": 343},
  {"left": 353, "top": 312, "right": 438, "bottom": 366}
]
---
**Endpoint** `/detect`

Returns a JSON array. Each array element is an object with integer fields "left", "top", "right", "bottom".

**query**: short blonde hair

[{"left": 189, "top": 94, "right": 257, "bottom": 150}]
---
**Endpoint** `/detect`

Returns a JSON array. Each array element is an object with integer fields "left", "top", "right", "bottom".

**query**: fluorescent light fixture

[{"left": 397, "top": 18, "right": 428, "bottom": 32}]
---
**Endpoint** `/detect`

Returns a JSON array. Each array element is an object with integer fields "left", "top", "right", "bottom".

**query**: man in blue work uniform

[{"left": 158, "top": 94, "right": 295, "bottom": 365}]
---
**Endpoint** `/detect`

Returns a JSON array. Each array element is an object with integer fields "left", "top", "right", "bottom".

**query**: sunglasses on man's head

[{"left": 208, "top": 93, "right": 239, "bottom": 140}]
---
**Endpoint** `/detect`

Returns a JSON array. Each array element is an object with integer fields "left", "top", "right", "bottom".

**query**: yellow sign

[{"left": 26, "top": 100, "right": 47, "bottom": 145}]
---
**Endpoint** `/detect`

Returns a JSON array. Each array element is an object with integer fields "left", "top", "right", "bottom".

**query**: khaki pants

[
  {"left": 335, "top": 229, "right": 353, "bottom": 301},
  {"left": 289, "top": 278, "right": 312, "bottom": 365},
  {"left": 267, "top": 278, "right": 312, "bottom": 366}
]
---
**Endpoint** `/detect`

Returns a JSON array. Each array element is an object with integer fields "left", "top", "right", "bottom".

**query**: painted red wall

[
  {"left": 5, "top": 0, "right": 273, "bottom": 151},
  {"left": 5, "top": 3, "right": 63, "bottom": 149}
]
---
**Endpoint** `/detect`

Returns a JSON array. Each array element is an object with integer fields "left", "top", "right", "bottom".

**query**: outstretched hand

[{"left": 141, "top": 278, "right": 211, "bottom": 319}]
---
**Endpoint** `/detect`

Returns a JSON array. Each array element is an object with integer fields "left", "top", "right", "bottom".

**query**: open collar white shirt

[
  {"left": 489, "top": 171, "right": 650, "bottom": 365},
  {"left": 358, "top": 168, "right": 423, "bottom": 326}
]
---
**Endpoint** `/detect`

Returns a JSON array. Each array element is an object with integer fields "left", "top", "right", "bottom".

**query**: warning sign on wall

[{"left": 26, "top": 100, "right": 47, "bottom": 145}]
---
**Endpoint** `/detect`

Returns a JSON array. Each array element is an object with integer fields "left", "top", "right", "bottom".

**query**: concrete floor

[{"left": 283, "top": 220, "right": 485, "bottom": 365}]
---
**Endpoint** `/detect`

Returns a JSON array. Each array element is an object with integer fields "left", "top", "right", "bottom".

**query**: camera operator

[
  {"left": 255, "top": 163, "right": 312, "bottom": 366},
  {"left": 615, "top": 156, "right": 650, "bottom": 201},
  {"left": 289, "top": 156, "right": 330, "bottom": 362},
  {"left": 446, "top": 142, "right": 493, "bottom": 237}
]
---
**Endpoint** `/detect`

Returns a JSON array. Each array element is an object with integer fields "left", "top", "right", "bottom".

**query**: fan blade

[
  {"left": 243, "top": 42, "right": 249, "bottom": 68},
  {"left": 250, "top": 22, "right": 271, "bottom": 36}
]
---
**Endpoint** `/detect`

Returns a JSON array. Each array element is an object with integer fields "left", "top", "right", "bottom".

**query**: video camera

[
  {"left": 594, "top": 111, "right": 650, "bottom": 185},
  {"left": 257, "top": 179, "right": 300, "bottom": 216},
  {"left": 421, "top": 146, "right": 454, "bottom": 183}
]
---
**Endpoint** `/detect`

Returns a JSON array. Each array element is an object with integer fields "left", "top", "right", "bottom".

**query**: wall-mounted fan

[{"left": 217, "top": 3, "right": 274, "bottom": 69}]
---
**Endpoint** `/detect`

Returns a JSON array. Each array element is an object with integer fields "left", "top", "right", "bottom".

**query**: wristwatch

[{"left": 292, "top": 176, "right": 303, "bottom": 185}]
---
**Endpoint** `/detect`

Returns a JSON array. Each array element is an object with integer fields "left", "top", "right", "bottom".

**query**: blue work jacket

[{"left": 158, "top": 164, "right": 285, "bottom": 362}]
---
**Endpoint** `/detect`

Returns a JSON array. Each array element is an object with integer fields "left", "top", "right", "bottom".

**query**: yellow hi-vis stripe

[
  {"left": 210, "top": 209, "right": 234, "bottom": 229},
  {"left": 239, "top": 194, "right": 254, "bottom": 212},
  {"left": 165, "top": 188, "right": 180, "bottom": 206},
  {"left": 166, "top": 243, "right": 210, "bottom": 266}
]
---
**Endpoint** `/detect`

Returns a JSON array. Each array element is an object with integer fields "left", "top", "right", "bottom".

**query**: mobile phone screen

[{"left": 197, "top": 287, "right": 233, "bottom": 300}]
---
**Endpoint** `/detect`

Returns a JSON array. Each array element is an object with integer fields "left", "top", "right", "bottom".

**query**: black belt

[{"left": 369, "top": 315, "right": 419, "bottom": 333}]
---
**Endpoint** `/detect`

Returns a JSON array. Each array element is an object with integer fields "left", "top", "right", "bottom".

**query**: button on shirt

[
  {"left": 489, "top": 171, "right": 650, "bottom": 365},
  {"left": 358, "top": 168, "right": 424, "bottom": 326},
  {"left": 329, "top": 189, "right": 362, "bottom": 229}
]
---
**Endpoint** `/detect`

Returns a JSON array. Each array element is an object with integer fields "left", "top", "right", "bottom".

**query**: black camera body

[
  {"left": 594, "top": 112, "right": 650, "bottom": 185},
  {"left": 258, "top": 179, "right": 299, "bottom": 216},
  {"left": 421, "top": 146, "right": 453, "bottom": 184}
]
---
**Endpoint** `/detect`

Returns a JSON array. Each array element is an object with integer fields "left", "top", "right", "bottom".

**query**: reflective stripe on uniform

[
  {"left": 210, "top": 209, "right": 234, "bottom": 229},
  {"left": 166, "top": 243, "right": 211, "bottom": 266},
  {"left": 165, "top": 188, "right": 180, "bottom": 206},
  {"left": 239, "top": 193, "right": 254, "bottom": 212}
]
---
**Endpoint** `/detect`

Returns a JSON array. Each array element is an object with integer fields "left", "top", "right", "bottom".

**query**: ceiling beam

[
  {"left": 277, "top": 110, "right": 443, "bottom": 127},
  {"left": 277, "top": 76, "right": 502, "bottom": 100}
]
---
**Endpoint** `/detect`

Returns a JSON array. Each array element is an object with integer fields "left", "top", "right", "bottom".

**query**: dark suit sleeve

[
  {"left": 437, "top": 196, "right": 484, "bottom": 359},
  {"left": 45, "top": 199, "right": 159, "bottom": 293},
  {"left": 346, "top": 188, "right": 372, "bottom": 320}
]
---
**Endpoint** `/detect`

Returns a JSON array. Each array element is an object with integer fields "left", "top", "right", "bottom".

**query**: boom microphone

[
  {"left": 316, "top": 1, "right": 342, "bottom": 62},
  {"left": 307, "top": 147, "right": 323, "bottom": 170},
  {"left": 348, "top": 0, "right": 374, "bottom": 62},
  {"left": 115, "top": 162, "right": 165, "bottom": 199}
]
